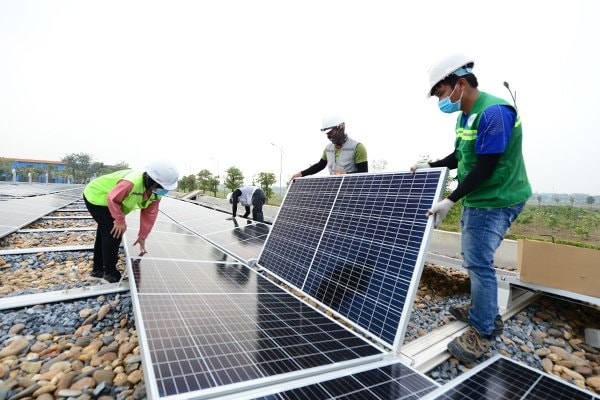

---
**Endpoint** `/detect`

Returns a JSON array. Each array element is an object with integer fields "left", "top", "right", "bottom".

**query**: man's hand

[
  {"left": 133, "top": 238, "right": 147, "bottom": 255},
  {"left": 110, "top": 222, "right": 127, "bottom": 238},
  {"left": 290, "top": 172, "right": 302, "bottom": 179},
  {"left": 410, "top": 163, "right": 430, "bottom": 173},
  {"left": 426, "top": 198, "right": 455, "bottom": 228}
]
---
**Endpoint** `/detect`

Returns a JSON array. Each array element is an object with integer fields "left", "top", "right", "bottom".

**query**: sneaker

[
  {"left": 449, "top": 303, "right": 504, "bottom": 336},
  {"left": 447, "top": 326, "right": 491, "bottom": 365},
  {"left": 102, "top": 271, "right": 122, "bottom": 284},
  {"left": 88, "top": 269, "right": 104, "bottom": 281}
]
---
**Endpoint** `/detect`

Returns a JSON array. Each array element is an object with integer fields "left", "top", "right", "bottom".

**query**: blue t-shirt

[{"left": 461, "top": 105, "right": 516, "bottom": 154}]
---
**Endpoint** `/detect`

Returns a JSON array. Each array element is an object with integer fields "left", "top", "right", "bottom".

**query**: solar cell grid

[
  {"left": 421, "top": 355, "right": 599, "bottom": 400},
  {"left": 129, "top": 251, "right": 385, "bottom": 399},
  {"left": 257, "top": 170, "right": 446, "bottom": 349},
  {"left": 131, "top": 260, "right": 269, "bottom": 294},
  {"left": 249, "top": 360, "right": 439, "bottom": 400}
]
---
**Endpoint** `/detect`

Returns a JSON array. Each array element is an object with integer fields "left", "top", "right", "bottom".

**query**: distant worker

[
  {"left": 227, "top": 185, "right": 266, "bottom": 222},
  {"left": 83, "top": 160, "right": 179, "bottom": 283},
  {"left": 411, "top": 53, "right": 531, "bottom": 365},
  {"left": 290, "top": 115, "right": 368, "bottom": 179}
]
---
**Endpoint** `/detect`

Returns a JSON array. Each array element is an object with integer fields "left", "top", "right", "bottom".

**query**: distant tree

[
  {"left": 569, "top": 195, "right": 575, "bottom": 207},
  {"left": 62, "top": 153, "right": 94, "bottom": 183},
  {"left": 224, "top": 166, "right": 244, "bottom": 193},
  {"left": 46, "top": 164, "right": 58, "bottom": 183},
  {"left": 197, "top": 169, "right": 220, "bottom": 196},
  {"left": 553, "top": 194, "right": 561, "bottom": 206},
  {"left": 256, "top": 172, "right": 276, "bottom": 202},
  {"left": 0, "top": 157, "right": 15, "bottom": 181},
  {"left": 587, "top": 195, "right": 596, "bottom": 208},
  {"left": 371, "top": 159, "right": 388, "bottom": 172},
  {"left": 207, "top": 175, "right": 220, "bottom": 196},
  {"left": 178, "top": 175, "right": 197, "bottom": 192},
  {"left": 112, "top": 162, "right": 130, "bottom": 171},
  {"left": 536, "top": 195, "right": 542, "bottom": 207}
]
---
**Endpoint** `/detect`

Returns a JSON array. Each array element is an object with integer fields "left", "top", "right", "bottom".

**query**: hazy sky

[{"left": 1, "top": 1, "right": 598, "bottom": 194}]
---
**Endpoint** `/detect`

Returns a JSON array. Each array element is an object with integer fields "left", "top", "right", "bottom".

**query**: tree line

[
  {"left": 0, "top": 154, "right": 128, "bottom": 184},
  {"left": 1, "top": 153, "right": 280, "bottom": 202},
  {"left": 178, "top": 167, "right": 278, "bottom": 202}
]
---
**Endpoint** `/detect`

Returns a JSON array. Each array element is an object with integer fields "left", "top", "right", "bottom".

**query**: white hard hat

[
  {"left": 321, "top": 115, "right": 344, "bottom": 134},
  {"left": 146, "top": 160, "right": 179, "bottom": 190},
  {"left": 426, "top": 53, "right": 474, "bottom": 98}
]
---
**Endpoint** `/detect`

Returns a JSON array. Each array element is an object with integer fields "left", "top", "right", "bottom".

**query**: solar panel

[
  {"left": 257, "top": 170, "right": 447, "bottom": 350},
  {"left": 245, "top": 359, "right": 439, "bottom": 400},
  {"left": 157, "top": 197, "right": 270, "bottom": 261},
  {"left": 421, "top": 355, "right": 600, "bottom": 400},
  {"left": 129, "top": 259, "right": 385, "bottom": 399},
  {"left": 0, "top": 189, "right": 84, "bottom": 239}
]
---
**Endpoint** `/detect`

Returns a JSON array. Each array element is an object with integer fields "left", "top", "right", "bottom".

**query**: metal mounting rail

[{"left": 0, "top": 283, "right": 129, "bottom": 311}]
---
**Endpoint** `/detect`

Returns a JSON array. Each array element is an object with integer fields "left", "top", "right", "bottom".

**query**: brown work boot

[
  {"left": 447, "top": 326, "right": 490, "bottom": 365},
  {"left": 448, "top": 303, "right": 504, "bottom": 336}
]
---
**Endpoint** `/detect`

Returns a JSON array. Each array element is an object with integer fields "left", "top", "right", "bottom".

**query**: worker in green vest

[
  {"left": 290, "top": 115, "right": 368, "bottom": 179},
  {"left": 83, "top": 160, "right": 179, "bottom": 283},
  {"left": 411, "top": 53, "right": 531, "bottom": 365}
]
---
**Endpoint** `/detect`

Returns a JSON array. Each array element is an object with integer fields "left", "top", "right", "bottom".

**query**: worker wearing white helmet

[
  {"left": 290, "top": 115, "right": 368, "bottom": 179},
  {"left": 83, "top": 160, "right": 179, "bottom": 283},
  {"left": 411, "top": 53, "right": 531, "bottom": 365},
  {"left": 227, "top": 185, "right": 266, "bottom": 222}
]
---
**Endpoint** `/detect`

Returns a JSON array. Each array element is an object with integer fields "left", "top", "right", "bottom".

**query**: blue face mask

[
  {"left": 438, "top": 84, "right": 463, "bottom": 113},
  {"left": 154, "top": 188, "right": 169, "bottom": 196}
]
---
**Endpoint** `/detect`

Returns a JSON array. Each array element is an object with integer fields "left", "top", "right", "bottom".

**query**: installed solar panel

[
  {"left": 130, "top": 259, "right": 385, "bottom": 399},
  {"left": 157, "top": 197, "right": 270, "bottom": 262},
  {"left": 421, "top": 355, "right": 599, "bottom": 400},
  {"left": 245, "top": 359, "right": 439, "bottom": 400},
  {"left": 257, "top": 170, "right": 447, "bottom": 350},
  {"left": 0, "top": 189, "right": 84, "bottom": 238}
]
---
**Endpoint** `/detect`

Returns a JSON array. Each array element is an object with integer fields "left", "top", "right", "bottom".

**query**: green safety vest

[
  {"left": 455, "top": 92, "right": 531, "bottom": 208},
  {"left": 83, "top": 170, "right": 161, "bottom": 214}
]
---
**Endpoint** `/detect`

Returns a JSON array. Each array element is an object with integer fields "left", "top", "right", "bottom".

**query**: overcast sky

[{"left": 1, "top": 0, "right": 598, "bottom": 195}]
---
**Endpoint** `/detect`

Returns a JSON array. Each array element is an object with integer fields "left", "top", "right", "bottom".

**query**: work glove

[
  {"left": 410, "top": 163, "right": 430, "bottom": 173},
  {"left": 426, "top": 198, "right": 455, "bottom": 228}
]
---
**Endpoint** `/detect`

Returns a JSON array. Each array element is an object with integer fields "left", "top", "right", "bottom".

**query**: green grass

[{"left": 438, "top": 203, "right": 600, "bottom": 250}]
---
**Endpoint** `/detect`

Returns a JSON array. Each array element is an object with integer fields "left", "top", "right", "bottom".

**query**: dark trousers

[
  {"left": 251, "top": 189, "right": 266, "bottom": 222},
  {"left": 83, "top": 195, "right": 121, "bottom": 275}
]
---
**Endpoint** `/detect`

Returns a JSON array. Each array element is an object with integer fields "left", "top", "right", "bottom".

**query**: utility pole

[{"left": 270, "top": 143, "right": 284, "bottom": 198}]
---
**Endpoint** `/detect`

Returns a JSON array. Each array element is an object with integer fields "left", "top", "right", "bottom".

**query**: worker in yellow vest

[{"left": 83, "top": 160, "right": 179, "bottom": 283}]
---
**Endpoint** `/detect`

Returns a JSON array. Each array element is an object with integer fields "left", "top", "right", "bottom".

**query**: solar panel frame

[
  {"left": 215, "top": 358, "right": 440, "bottom": 400},
  {"left": 256, "top": 169, "right": 447, "bottom": 351}
]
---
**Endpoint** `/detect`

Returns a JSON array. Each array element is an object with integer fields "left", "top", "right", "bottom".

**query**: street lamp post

[
  {"left": 209, "top": 157, "right": 220, "bottom": 196},
  {"left": 270, "top": 142, "right": 284, "bottom": 198}
]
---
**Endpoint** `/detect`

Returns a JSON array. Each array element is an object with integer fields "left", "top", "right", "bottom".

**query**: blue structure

[{"left": 3, "top": 158, "right": 69, "bottom": 183}]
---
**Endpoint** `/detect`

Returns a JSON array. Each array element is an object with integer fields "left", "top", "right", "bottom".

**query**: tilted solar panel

[{"left": 257, "top": 170, "right": 447, "bottom": 350}]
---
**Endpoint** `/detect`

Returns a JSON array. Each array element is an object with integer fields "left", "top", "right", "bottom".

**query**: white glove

[
  {"left": 427, "top": 198, "right": 455, "bottom": 228},
  {"left": 410, "top": 163, "right": 430, "bottom": 173}
]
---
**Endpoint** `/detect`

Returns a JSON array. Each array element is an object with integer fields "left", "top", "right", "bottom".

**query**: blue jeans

[{"left": 461, "top": 201, "right": 525, "bottom": 336}]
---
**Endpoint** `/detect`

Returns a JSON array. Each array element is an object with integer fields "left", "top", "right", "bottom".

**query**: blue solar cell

[
  {"left": 257, "top": 170, "right": 447, "bottom": 348},
  {"left": 422, "top": 355, "right": 599, "bottom": 400},
  {"left": 131, "top": 259, "right": 384, "bottom": 398},
  {"left": 251, "top": 360, "right": 439, "bottom": 400}
]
